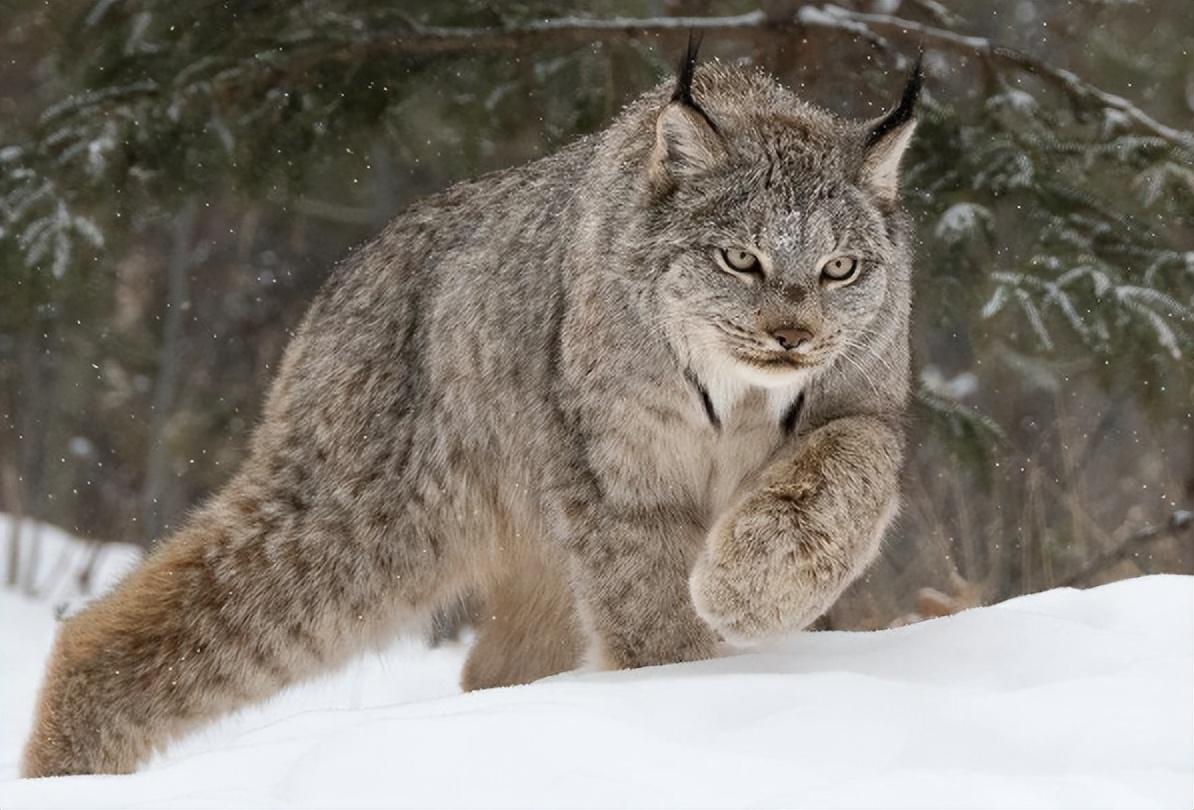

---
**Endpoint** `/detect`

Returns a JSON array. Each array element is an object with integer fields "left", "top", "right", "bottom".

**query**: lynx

[{"left": 23, "top": 42, "right": 920, "bottom": 777}]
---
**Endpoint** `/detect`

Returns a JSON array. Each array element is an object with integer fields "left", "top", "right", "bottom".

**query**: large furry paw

[{"left": 689, "top": 487, "right": 848, "bottom": 645}]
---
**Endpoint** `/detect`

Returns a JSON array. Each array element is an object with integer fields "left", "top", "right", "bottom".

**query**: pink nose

[{"left": 773, "top": 326, "right": 814, "bottom": 351}]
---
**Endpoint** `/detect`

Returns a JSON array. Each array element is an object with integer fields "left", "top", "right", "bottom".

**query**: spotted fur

[{"left": 23, "top": 57, "right": 917, "bottom": 777}]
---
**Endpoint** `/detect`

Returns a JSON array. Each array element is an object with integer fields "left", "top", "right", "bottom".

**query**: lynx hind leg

[
  {"left": 21, "top": 478, "right": 448, "bottom": 777},
  {"left": 461, "top": 546, "right": 582, "bottom": 691}
]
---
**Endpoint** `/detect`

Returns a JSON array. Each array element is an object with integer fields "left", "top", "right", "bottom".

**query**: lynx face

[
  {"left": 655, "top": 177, "right": 897, "bottom": 389},
  {"left": 641, "top": 64, "right": 917, "bottom": 392}
]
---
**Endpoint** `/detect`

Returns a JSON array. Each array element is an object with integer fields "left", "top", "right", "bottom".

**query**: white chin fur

[
  {"left": 686, "top": 341, "right": 810, "bottom": 421},
  {"left": 730, "top": 362, "right": 810, "bottom": 390}
]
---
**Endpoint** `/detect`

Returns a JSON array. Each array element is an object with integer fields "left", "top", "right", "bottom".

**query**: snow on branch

[
  {"left": 319, "top": 5, "right": 1194, "bottom": 152},
  {"left": 808, "top": 5, "right": 1194, "bottom": 152},
  {"left": 354, "top": 11, "right": 774, "bottom": 54}
]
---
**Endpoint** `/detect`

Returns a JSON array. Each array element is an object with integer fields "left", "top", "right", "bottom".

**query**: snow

[
  {"left": 0, "top": 520, "right": 1190, "bottom": 809},
  {"left": 934, "top": 201, "right": 993, "bottom": 246},
  {"left": 0, "top": 515, "right": 142, "bottom": 607}
]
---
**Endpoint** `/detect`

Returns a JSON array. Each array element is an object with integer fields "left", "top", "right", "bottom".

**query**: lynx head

[{"left": 641, "top": 40, "right": 920, "bottom": 391}]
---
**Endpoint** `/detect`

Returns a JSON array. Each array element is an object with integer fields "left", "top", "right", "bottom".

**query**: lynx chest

[{"left": 630, "top": 383, "right": 805, "bottom": 523}]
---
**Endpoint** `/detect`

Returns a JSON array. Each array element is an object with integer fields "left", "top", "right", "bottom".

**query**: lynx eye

[
  {"left": 820, "top": 255, "right": 860, "bottom": 284},
  {"left": 717, "top": 247, "right": 762, "bottom": 275}
]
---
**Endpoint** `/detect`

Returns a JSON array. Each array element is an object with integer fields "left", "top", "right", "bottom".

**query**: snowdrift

[{"left": 0, "top": 519, "right": 1189, "bottom": 809}]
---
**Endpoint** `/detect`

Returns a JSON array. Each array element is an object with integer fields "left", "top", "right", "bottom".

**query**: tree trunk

[{"left": 141, "top": 200, "right": 199, "bottom": 546}]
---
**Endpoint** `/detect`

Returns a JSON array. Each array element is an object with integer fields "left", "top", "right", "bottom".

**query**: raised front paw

[{"left": 690, "top": 484, "right": 883, "bottom": 645}]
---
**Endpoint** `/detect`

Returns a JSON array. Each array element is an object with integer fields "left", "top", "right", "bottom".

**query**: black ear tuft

[
  {"left": 671, "top": 32, "right": 718, "bottom": 133},
  {"left": 673, "top": 32, "right": 702, "bottom": 106},
  {"left": 866, "top": 54, "right": 923, "bottom": 147}
]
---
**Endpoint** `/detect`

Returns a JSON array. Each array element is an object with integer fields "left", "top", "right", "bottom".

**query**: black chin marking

[
  {"left": 780, "top": 392, "right": 806, "bottom": 436},
  {"left": 684, "top": 368, "right": 720, "bottom": 431}
]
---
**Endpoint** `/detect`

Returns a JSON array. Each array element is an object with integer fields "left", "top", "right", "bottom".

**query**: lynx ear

[
  {"left": 648, "top": 34, "right": 726, "bottom": 192},
  {"left": 861, "top": 58, "right": 923, "bottom": 203}
]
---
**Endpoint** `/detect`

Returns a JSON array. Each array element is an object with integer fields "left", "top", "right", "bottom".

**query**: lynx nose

[{"left": 772, "top": 326, "right": 814, "bottom": 352}]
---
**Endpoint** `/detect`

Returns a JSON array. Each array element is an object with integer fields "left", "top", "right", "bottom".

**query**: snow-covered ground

[
  {"left": 0, "top": 515, "right": 142, "bottom": 608},
  {"left": 1, "top": 518, "right": 1191, "bottom": 809}
]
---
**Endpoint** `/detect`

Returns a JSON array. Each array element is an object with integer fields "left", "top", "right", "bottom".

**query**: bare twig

[
  {"left": 1060, "top": 510, "right": 1193, "bottom": 587},
  {"left": 905, "top": 0, "right": 964, "bottom": 28},
  {"left": 292, "top": 197, "right": 377, "bottom": 226}
]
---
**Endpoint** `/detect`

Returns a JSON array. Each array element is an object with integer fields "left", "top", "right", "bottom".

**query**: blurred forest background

[{"left": 1, "top": 0, "right": 1191, "bottom": 629}]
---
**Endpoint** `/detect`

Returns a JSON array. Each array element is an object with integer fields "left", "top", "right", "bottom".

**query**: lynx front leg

[
  {"left": 562, "top": 502, "right": 718, "bottom": 669},
  {"left": 690, "top": 415, "right": 902, "bottom": 643}
]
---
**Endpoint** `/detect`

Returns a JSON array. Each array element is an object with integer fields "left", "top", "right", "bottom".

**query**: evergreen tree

[{"left": 2, "top": 0, "right": 1191, "bottom": 618}]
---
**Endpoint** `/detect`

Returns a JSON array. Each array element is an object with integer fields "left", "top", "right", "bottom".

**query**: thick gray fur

[{"left": 23, "top": 57, "right": 917, "bottom": 776}]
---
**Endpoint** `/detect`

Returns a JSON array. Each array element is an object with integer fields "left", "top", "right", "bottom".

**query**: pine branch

[
  {"left": 153, "top": 6, "right": 1190, "bottom": 155},
  {"left": 810, "top": 5, "right": 1194, "bottom": 153}
]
